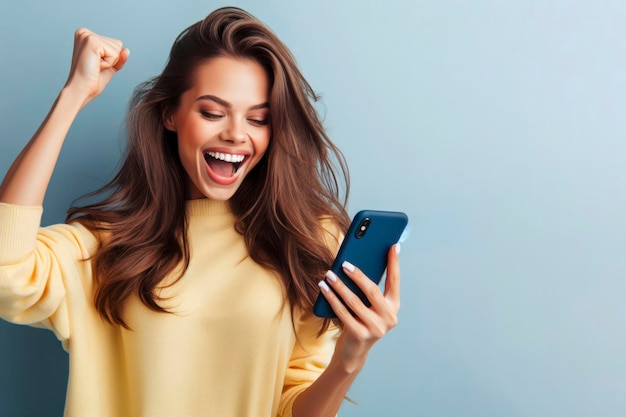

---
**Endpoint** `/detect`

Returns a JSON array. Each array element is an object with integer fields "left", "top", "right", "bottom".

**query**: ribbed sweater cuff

[{"left": 0, "top": 202, "right": 43, "bottom": 264}]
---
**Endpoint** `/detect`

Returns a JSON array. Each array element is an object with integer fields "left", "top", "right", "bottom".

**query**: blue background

[{"left": 1, "top": 0, "right": 625, "bottom": 416}]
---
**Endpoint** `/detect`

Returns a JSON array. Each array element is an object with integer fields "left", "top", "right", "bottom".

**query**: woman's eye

[
  {"left": 248, "top": 118, "right": 269, "bottom": 126},
  {"left": 200, "top": 111, "right": 223, "bottom": 119}
]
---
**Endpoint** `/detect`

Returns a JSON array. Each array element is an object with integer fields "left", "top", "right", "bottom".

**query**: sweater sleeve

[
  {"left": 277, "top": 217, "right": 344, "bottom": 417},
  {"left": 277, "top": 308, "right": 340, "bottom": 417},
  {"left": 0, "top": 202, "right": 98, "bottom": 346}
]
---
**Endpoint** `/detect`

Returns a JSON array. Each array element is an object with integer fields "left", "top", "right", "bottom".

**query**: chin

[{"left": 198, "top": 184, "right": 240, "bottom": 201}]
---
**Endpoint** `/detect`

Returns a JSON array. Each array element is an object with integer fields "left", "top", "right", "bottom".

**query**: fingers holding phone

[
  {"left": 318, "top": 250, "right": 401, "bottom": 370},
  {"left": 384, "top": 243, "right": 401, "bottom": 313},
  {"left": 313, "top": 210, "right": 408, "bottom": 319},
  {"left": 319, "top": 254, "right": 400, "bottom": 333}
]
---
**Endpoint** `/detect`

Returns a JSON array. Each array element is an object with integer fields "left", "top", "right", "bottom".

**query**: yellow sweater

[{"left": 0, "top": 200, "right": 339, "bottom": 417}]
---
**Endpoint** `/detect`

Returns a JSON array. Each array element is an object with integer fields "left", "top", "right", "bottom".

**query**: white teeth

[{"left": 207, "top": 152, "right": 245, "bottom": 163}]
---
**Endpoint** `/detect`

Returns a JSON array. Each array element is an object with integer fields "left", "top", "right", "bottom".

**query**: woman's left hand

[{"left": 319, "top": 243, "right": 401, "bottom": 372}]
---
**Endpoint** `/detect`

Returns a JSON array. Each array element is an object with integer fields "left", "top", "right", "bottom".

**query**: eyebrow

[{"left": 196, "top": 94, "right": 269, "bottom": 111}]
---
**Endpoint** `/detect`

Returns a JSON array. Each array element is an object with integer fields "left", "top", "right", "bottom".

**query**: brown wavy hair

[{"left": 67, "top": 7, "right": 350, "bottom": 329}]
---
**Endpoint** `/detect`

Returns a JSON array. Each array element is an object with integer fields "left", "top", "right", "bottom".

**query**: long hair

[{"left": 67, "top": 7, "right": 350, "bottom": 330}]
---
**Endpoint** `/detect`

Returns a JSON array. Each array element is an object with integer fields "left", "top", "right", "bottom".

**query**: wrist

[
  {"left": 59, "top": 83, "right": 92, "bottom": 112},
  {"left": 328, "top": 352, "right": 368, "bottom": 376}
]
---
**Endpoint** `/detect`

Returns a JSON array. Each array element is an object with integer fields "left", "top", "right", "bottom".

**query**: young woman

[{"left": 0, "top": 7, "right": 401, "bottom": 417}]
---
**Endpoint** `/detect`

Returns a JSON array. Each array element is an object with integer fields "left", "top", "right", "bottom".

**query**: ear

[
  {"left": 162, "top": 106, "right": 177, "bottom": 132},
  {"left": 163, "top": 114, "right": 176, "bottom": 132}
]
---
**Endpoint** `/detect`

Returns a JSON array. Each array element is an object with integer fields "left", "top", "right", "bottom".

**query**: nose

[{"left": 220, "top": 116, "right": 246, "bottom": 143}]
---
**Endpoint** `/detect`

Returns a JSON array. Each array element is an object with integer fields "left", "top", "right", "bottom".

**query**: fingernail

[
  {"left": 318, "top": 280, "right": 330, "bottom": 292},
  {"left": 342, "top": 261, "right": 355, "bottom": 272},
  {"left": 395, "top": 243, "right": 401, "bottom": 254},
  {"left": 325, "top": 270, "right": 338, "bottom": 282}
]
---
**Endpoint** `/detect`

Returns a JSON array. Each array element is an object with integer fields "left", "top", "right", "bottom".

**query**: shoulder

[{"left": 42, "top": 219, "right": 102, "bottom": 254}]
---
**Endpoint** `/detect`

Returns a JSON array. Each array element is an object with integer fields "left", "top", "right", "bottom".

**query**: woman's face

[{"left": 166, "top": 56, "right": 271, "bottom": 200}]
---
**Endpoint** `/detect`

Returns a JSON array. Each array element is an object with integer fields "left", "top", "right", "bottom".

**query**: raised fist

[{"left": 64, "top": 28, "right": 130, "bottom": 107}]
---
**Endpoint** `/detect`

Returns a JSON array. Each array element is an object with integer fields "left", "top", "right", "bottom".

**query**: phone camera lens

[{"left": 355, "top": 218, "right": 371, "bottom": 239}]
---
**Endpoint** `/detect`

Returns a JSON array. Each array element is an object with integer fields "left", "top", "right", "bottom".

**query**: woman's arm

[
  {"left": 0, "top": 29, "right": 129, "bottom": 206},
  {"left": 292, "top": 244, "right": 401, "bottom": 417}
]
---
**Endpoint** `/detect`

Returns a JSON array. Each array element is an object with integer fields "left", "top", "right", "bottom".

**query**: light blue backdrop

[{"left": 1, "top": 1, "right": 625, "bottom": 416}]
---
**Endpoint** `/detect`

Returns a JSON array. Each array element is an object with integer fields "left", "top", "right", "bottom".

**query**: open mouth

[{"left": 204, "top": 151, "right": 246, "bottom": 178}]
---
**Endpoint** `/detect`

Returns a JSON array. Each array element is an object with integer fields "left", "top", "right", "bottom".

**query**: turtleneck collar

[{"left": 185, "top": 199, "right": 231, "bottom": 217}]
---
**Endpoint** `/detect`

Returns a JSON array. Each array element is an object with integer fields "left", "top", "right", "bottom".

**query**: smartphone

[{"left": 313, "top": 210, "right": 409, "bottom": 318}]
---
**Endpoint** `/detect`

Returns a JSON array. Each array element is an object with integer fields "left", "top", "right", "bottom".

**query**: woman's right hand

[
  {"left": 64, "top": 28, "right": 129, "bottom": 109},
  {"left": 0, "top": 28, "right": 129, "bottom": 205}
]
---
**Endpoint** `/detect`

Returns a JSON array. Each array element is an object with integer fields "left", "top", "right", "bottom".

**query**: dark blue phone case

[{"left": 313, "top": 210, "right": 408, "bottom": 318}]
